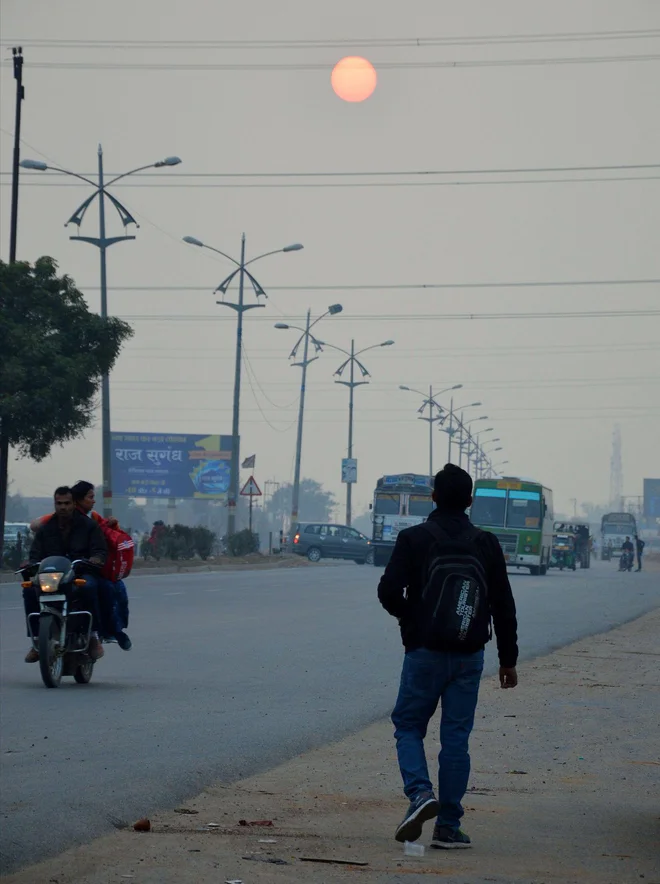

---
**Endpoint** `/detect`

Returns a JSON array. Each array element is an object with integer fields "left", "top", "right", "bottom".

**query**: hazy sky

[{"left": 1, "top": 0, "right": 659, "bottom": 518}]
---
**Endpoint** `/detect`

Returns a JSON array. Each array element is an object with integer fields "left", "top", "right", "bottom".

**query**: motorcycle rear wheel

[
  {"left": 38, "top": 614, "right": 63, "bottom": 689},
  {"left": 73, "top": 660, "right": 94, "bottom": 684}
]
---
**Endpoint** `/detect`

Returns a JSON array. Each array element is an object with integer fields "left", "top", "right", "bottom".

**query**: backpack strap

[{"left": 422, "top": 521, "right": 450, "bottom": 544}]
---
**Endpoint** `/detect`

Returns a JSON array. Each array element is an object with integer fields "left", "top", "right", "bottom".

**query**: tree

[
  {"left": 0, "top": 257, "right": 133, "bottom": 561},
  {"left": 265, "top": 479, "right": 337, "bottom": 526}
]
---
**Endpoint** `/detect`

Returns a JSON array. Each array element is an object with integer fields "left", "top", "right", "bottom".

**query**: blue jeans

[
  {"left": 392, "top": 647, "right": 485, "bottom": 829},
  {"left": 98, "top": 579, "right": 129, "bottom": 637}
]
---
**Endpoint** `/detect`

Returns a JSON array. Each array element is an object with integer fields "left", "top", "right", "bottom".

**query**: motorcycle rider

[
  {"left": 24, "top": 486, "right": 107, "bottom": 663},
  {"left": 30, "top": 480, "right": 132, "bottom": 650},
  {"left": 620, "top": 536, "right": 634, "bottom": 571}
]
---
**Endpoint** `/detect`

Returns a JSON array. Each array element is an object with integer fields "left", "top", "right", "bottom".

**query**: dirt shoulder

[{"left": 6, "top": 610, "right": 660, "bottom": 884}]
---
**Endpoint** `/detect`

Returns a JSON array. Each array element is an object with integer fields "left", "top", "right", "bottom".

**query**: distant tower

[{"left": 610, "top": 425, "right": 623, "bottom": 510}]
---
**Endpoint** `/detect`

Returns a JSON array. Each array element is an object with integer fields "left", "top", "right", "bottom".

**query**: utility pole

[
  {"left": 0, "top": 48, "right": 26, "bottom": 565},
  {"left": 24, "top": 148, "right": 181, "bottom": 517},
  {"left": 334, "top": 338, "right": 393, "bottom": 525},
  {"left": 183, "top": 235, "right": 303, "bottom": 536}
]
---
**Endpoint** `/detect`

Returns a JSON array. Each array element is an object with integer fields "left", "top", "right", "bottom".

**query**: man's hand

[
  {"left": 499, "top": 666, "right": 518, "bottom": 689},
  {"left": 89, "top": 556, "right": 103, "bottom": 566}
]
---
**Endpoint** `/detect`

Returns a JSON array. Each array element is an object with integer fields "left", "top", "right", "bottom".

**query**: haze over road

[{"left": 1, "top": 561, "right": 658, "bottom": 874}]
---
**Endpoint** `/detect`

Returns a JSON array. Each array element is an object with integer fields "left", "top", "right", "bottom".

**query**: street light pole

[
  {"left": 400, "top": 384, "right": 462, "bottom": 478},
  {"left": 228, "top": 233, "right": 247, "bottom": 536},
  {"left": 442, "top": 400, "right": 481, "bottom": 464},
  {"left": 332, "top": 338, "right": 393, "bottom": 526},
  {"left": 291, "top": 309, "right": 312, "bottom": 536},
  {"left": 274, "top": 304, "right": 343, "bottom": 547},
  {"left": 22, "top": 148, "right": 182, "bottom": 516},
  {"left": 184, "top": 235, "right": 303, "bottom": 535}
]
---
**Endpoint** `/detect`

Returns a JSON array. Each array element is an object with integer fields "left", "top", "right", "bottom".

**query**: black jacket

[
  {"left": 377, "top": 507, "right": 518, "bottom": 667},
  {"left": 29, "top": 510, "right": 107, "bottom": 565}
]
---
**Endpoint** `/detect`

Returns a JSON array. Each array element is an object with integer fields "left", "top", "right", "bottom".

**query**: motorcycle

[
  {"left": 618, "top": 550, "right": 634, "bottom": 573},
  {"left": 18, "top": 556, "right": 100, "bottom": 689}
]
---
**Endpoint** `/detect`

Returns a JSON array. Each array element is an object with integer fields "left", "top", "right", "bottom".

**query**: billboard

[
  {"left": 111, "top": 433, "right": 233, "bottom": 499},
  {"left": 643, "top": 478, "right": 660, "bottom": 518}
]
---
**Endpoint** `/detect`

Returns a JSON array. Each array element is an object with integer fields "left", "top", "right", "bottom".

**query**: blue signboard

[
  {"left": 111, "top": 433, "right": 233, "bottom": 499},
  {"left": 644, "top": 478, "right": 660, "bottom": 518}
]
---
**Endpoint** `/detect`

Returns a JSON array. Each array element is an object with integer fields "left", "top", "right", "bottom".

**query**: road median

[{"left": 5, "top": 609, "right": 659, "bottom": 884}]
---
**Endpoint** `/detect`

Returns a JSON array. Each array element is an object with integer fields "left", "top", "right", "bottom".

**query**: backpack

[
  {"left": 419, "top": 521, "right": 491, "bottom": 651},
  {"left": 98, "top": 523, "right": 135, "bottom": 582}
]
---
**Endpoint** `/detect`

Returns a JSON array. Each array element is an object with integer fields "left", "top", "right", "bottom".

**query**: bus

[
  {"left": 600, "top": 512, "right": 637, "bottom": 559},
  {"left": 470, "top": 477, "right": 554, "bottom": 575},
  {"left": 371, "top": 474, "right": 434, "bottom": 566}
]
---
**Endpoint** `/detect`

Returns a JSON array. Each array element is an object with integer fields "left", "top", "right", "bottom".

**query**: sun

[{"left": 331, "top": 56, "right": 377, "bottom": 103}]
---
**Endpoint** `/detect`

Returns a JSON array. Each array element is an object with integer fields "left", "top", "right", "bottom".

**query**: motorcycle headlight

[{"left": 38, "top": 572, "right": 64, "bottom": 592}]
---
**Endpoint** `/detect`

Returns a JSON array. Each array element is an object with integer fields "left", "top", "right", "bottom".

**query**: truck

[{"left": 600, "top": 512, "right": 637, "bottom": 560}]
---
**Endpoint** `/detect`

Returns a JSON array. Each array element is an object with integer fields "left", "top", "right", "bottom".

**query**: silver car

[{"left": 292, "top": 523, "right": 375, "bottom": 565}]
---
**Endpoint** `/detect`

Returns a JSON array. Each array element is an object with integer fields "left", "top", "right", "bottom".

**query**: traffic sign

[{"left": 240, "top": 476, "right": 262, "bottom": 497}]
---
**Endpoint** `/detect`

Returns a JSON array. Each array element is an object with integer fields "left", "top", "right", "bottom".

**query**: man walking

[
  {"left": 635, "top": 534, "right": 645, "bottom": 572},
  {"left": 378, "top": 464, "right": 518, "bottom": 849}
]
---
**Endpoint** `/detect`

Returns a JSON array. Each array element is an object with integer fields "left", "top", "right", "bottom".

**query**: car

[{"left": 291, "top": 522, "right": 375, "bottom": 565}]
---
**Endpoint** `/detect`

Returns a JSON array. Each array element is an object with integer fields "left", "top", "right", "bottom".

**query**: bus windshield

[
  {"left": 603, "top": 522, "right": 632, "bottom": 535},
  {"left": 408, "top": 495, "right": 434, "bottom": 517},
  {"left": 470, "top": 488, "right": 506, "bottom": 527},
  {"left": 374, "top": 493, "right": 400, "bottom": 515},
  {"left": 506, "top": 490, "right": 541, "bottom": 528}
]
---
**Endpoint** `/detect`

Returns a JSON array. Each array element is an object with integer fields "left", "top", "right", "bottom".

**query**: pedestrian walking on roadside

[
  {"left": 635, "top": 534, "right": 645, "bottom": 572},
  {"left": 378, "top": 463, "right": 518, "bottom": 849}
]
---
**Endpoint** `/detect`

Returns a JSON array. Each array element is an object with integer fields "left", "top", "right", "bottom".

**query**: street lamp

[
  {"left": 399, "top": 384, "right": 462, "bottom": 478},
  {"left": 457, "top": 416, "right": 489, "bottom": 470},
  {"left": 275, "top": 305, "right": 343, "bottom": 545},
  {"left": 491, "top": 460, "right": 510, "bottom": 477},
  {"left": 325, "top": 339, "right": 394, "bottom": 526},
  {"left": 439, "top": 400, "right": 482, "bottom": 464},
  {"left": 21, "top": 148, "right": 182, "bottom": 516},
  {"left": 184, "top": 234, "right": 303, "bottom": 536}
]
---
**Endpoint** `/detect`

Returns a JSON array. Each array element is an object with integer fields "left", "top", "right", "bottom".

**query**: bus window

[
  {"left": 374, "top": 493, "right": 400, "bottom": 515},
  {"left": 506, "top": 490, "right": 541, "bottom": 529},
  {"left": 470, "top": 488, "right": 506, "bottom": 527},
  {"left": 408, "top": 495, "right": 434, "bottom": 517}
]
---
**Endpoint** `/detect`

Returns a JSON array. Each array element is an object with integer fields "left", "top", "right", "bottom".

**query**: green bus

[{"left": 470, "top": 477, "right": 554, "bottom": 575}]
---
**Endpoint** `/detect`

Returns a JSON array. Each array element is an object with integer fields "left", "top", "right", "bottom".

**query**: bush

[
  {"left": 225, "top": 528, "right": 259, "bottom": 557},
  {"left": 141, "top": 524, "right": 217, "bottom": 561},
  {"left": 192, "top": 526, "right": 215, "bottom": 561}
]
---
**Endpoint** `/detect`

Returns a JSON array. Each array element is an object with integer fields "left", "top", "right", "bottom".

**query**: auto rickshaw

[{"left": 550, "top": 533, "right": 577, "bottom": 571}]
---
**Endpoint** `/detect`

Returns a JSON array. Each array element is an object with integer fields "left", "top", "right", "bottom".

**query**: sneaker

[
  {"left": 87, "top": 637, "right": 104, "bottom": 661},
  {"left": 394, "top": 792, "right": 440, "bottom": 843},
  {"left": 116, "top": 632, "right": 132, "bottom": 651},
  {"left": 430, "top": 824, "right": 472, "bottom": 849},
  {"left": 25, "top": 647, "right": 39, "bottom": 663}
]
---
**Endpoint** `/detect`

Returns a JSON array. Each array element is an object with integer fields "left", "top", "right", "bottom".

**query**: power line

[
  {"left": 78, "top": 278, "right": 660, "bottom": 292},
  {"left": 3, "top": 28, "right": 659, "bottom": 50},
  {"left": 117, "top": 309, "right": 660, "bottom": 323},
  {"left": 6, "top": 175, "right": 660, "bottom": 190},
  {"left": 4, "top": 53, "right": 660, "bottom": 72},
  {"left": 5, "top": 161, "right": 660, "bottom": 178}
]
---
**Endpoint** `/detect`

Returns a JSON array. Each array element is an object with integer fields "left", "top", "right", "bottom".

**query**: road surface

[{"left": 1, "top": 559, "right": 658, "bottom": 873}]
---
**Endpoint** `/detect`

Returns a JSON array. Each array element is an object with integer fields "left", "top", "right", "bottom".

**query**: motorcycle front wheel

[{"left": 38, "top": 614, "right": 63, "bottom": 688}]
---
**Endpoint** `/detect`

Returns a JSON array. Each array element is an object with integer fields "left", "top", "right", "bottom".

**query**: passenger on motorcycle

[
  {"left": 30, "top": 481, "right": 132, "bottom": 651},
  {"left": 620, "top": 537, "right": 634, "bottom": 571},
  {"left": 24, "top": 487, "right": 106, "bottom": 663}
]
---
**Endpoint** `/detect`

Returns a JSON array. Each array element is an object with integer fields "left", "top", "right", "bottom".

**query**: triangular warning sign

[{"left": 240, "top": 475, "right": 262, "bottom": 497}]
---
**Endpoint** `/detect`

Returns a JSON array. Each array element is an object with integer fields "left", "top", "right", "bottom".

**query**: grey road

[{"left": 1, "top": 560, "right": 658, "bottom": 874}]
